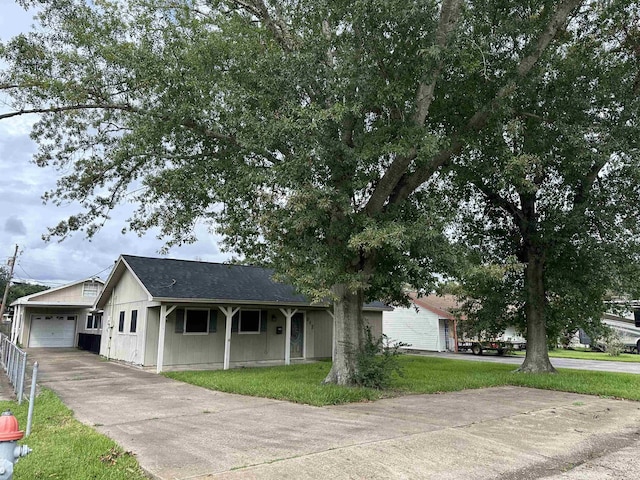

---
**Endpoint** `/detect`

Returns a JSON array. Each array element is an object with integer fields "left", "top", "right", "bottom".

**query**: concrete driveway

[{"left": 27, "top": 348, "right": 640, "bottom": 479}]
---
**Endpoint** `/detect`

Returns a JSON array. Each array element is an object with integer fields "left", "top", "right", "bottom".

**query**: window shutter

[
  {"left": 175, "top": 309, "right": 185, "bottom": 334},
  {"left": 209, "top": 310, "right": 217, "bottom": 333},
  {"left": 231, "top": 311, "right": 239, "bottom": 332},
  {"left": 260, "top": 310, "right": 268, "bottom": 333}
]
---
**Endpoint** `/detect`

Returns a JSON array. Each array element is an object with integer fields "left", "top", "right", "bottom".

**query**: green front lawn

[
  {"left": 0, "top": 389, "right": 147, "bottom": 480},
  {"left": 513, "top": 348, "right": 640, "bottom": 363},
  {"left": 165, "top": 355, "right": 640, "bottom": 406}
]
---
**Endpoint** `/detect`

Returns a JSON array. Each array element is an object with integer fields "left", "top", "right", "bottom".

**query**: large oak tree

[
  {"left": 449, "top": 1, "right": 640, "bottom": 372},
  {"left": 2, "top": 0, "right": 633, "bottom": 380}
]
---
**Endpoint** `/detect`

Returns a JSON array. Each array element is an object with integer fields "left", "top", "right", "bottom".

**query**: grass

[
  {"left": 0, "top": 389, "right": 147, "bottom": 480},
  {"left": 164, "top": 361, "right": 383, "bottom": 406},
  {"left": 512, "top": 348, "right": 640, "bottom": 363},
  {"left": 165, "top": 355, "right": 640, "bottom": 406}
]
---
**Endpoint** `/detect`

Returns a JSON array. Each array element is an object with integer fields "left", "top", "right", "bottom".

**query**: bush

[
  {"left": 604, "top": 332, "right": 625, "bottom": 357},
  {"left": 351, "top": 326, "right": 407, "bottom": 389}
]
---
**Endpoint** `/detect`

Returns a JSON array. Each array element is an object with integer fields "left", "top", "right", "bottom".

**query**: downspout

[{"left": 107, "top": 287, "right": 116, "bottom": 359}]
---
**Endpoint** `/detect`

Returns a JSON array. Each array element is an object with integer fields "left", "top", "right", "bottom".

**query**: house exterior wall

[
  {"left": 145, "top": 307, "right": 332, "bottom": 368},
  {"left": 365, "top": 311, "right": 383, "bottom": 339},
  {"left": 311, "top": 311, "right": 333, "bottom": 358},
  {"left": 138, "top": 307, "right": 381, "bottom": 368},
  {"left": 383, "top": 305, "right": 445, "bottom": 351},
  {"left": 29, "top": 281, "right": 102, "bottom": 304},
  {"left": 100, "top": 269, "right": 149, "bottom": 364},
  {"left": 308, "top": 310, "right": 383, "bottom": 360}
]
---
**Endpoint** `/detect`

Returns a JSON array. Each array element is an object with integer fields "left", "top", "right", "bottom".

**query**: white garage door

[{"left": 29, "top": 315, "right": 77, "bottom": 347}]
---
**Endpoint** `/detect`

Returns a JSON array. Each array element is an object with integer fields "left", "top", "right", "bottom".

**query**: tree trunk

[
  {"left": 517, "top": 248, "right": 556, "bottom": 373},
  {"left": 323, "top": 283, "right": 365, "bottom": 385}
]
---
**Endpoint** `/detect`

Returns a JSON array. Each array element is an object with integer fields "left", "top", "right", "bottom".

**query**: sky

[{"left": 0, "top": 1, "right": 231, "bottom": 287}]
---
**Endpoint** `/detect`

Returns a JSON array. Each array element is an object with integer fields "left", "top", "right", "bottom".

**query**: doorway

[{"left": 290, "top": 312, "right": 305, "bottom": 358}]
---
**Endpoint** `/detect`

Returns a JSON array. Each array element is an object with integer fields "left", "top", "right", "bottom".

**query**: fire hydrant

[{"left": 0, "top": 411, "right": 31, "bottom": 480}]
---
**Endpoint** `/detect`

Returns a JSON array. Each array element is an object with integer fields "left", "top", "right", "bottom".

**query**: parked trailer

[{"left": 457, "top": 340, "right": 526, "bottom": 356}]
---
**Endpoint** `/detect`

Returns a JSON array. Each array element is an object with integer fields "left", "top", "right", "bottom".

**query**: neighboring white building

[
  {"left": 384, "top": 294, "right": 527, "bottom": 353},
  {"left": 383, "top": 294, "right": 458, "bottom": 352},
  {"left": 10, "top": 278, "right": 105, "bottom": 349}
]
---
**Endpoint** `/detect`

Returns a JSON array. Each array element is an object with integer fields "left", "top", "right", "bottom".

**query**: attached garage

[{"left": 29, "top": 315, "right": 77, "bottom": 347}]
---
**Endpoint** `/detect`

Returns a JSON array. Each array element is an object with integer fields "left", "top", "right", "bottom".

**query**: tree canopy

[
  {"left": 2, "top": 0, "right": 638, "bottom": 379},
  {"left": 0, "top": 267, "right": 49, "bottom": 309}
]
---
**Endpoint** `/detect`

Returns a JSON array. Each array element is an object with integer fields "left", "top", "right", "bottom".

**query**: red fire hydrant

[{"left": 0, "top": 411, "right": 31, "bottom": 480}]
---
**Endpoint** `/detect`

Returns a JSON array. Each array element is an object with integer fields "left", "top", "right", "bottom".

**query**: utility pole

[{"left": 0, "top": 245, "right": 19, "bottom": 322}]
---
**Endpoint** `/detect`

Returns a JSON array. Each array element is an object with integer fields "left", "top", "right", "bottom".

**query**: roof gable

[
  {"left": 409, "top": 293, "right": 460, "bottom": 320},
  {"left": 11, "top": 278, "right": 104, "bottom": 306}
]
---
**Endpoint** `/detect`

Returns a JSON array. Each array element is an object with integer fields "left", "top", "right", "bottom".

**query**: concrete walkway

[{"left": 26, "top": 349, "right": 640, "bottom": 479}]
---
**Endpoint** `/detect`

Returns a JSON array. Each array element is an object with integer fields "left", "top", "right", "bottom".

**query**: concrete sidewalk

[{"left": 27, "top": 349, "right": 640, "bottom": 479}]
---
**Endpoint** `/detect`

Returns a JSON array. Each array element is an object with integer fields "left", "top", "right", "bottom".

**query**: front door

[{"left": 290, "top": 312, "right": 305, "bottom": 358}]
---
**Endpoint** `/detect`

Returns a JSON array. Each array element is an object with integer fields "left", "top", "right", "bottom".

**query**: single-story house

[
  {"left": 383, "top": 293, "right": 526, "bottom": 352},
  {"left": 10, "top": 278, "right": 105, "bottom": 350},
  {"left": 95, "top": 255, "right": 388, "bottom": 372}
]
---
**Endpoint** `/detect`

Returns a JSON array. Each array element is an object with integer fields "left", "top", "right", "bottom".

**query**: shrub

[
  {"left": 604, "top": 332, "right": 625, "bottom": 357},
  {"left": 351, "top": 326, "right": 407, "bottom": 389}
]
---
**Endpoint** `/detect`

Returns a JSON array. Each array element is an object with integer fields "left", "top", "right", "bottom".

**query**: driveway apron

[{"left": 26, "top": 348, "right": 640, "bottom": 480}]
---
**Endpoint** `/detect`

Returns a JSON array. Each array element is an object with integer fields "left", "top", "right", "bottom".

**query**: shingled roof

[
  {"left": 122, "top": 254, "right": 307, "bottom": 303},
  {"left": 97, "top": 255, "right": 387, "bottom": 310}
]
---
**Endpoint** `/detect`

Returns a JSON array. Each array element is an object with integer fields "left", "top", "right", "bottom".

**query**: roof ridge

[{"left": 121, "top": 254, "right": 268, "bottom": 270}]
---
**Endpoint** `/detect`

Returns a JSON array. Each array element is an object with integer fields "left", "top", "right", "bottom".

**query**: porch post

[
  {"left": 10, "top": 305, "right": 19, "bottom": 343},
  {"left": 279, "top": 308, "right": 298, "bottom": 365},
  {"left": 156, "top": 304, "right": 176, "bottom": 374},
  {"left": 220, "top": 306, "right": 239, "bottom": 370}
]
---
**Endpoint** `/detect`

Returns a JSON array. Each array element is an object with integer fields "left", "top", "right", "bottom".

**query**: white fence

[{"left": 0, "top": 333, "right": 33, "bottom": 404}]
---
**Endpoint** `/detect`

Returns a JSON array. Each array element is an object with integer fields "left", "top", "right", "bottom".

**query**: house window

[
  {"left": 130, "top": 310, "right": 138, "bottom": 333},
  {"left": 118, "top": 311, "right": 125, "bottom": 332},
  {"left": 83, "top": 282, "right": 99, "bottom": 297},
  {"left": 239, "top": 310, "right": 261, "bottom": 334},
  {"left": 184, "top": 309, "right": 209, "bottom": 334},
  {"left": 86, "top": 313, "right": 103, "bottom": 330}
]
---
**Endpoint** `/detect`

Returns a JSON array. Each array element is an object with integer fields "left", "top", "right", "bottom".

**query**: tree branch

[
  {"left": 363, "top": 0, "right": 462, "bottom": 216},
  {"left": 413, "top": 0, "right": 463, "bottom": 126},
  {"left": 574, "top": 158, "right": 608, "bottom": 206},
  {"left": 388, "top": 0, "right": 584, "bottom": 206},
  {"left": 474, "top": 180, "right": 524, "bottom": 227},
  {"left": 0, "top": 104, "right": 238, "bottom": 145},
  {"left": 231, "top": 0, "right": 295, "bottom": 51}
]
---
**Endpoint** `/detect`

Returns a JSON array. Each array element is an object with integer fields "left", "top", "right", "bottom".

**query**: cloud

[
  {"left": 0, "top": 2, "right": 232, "bottom": 287},
  {"left": 5, "top": 217, "right": 26, "bottom": 235}
]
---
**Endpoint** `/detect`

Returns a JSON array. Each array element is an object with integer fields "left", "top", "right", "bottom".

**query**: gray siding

[{"left": 312, "top": 311, "right": 333, "bottom": 358}]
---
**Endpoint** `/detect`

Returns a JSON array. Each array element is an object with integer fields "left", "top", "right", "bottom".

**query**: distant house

[
  {"left": 10, "top": 278, "right": 105, "bottom": 349},
  {"left": 383, "top": 293, "right": 526, "bottom": 353},
  {"left": 94, "top": 255, "right": 388, "bottom": 372}
]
